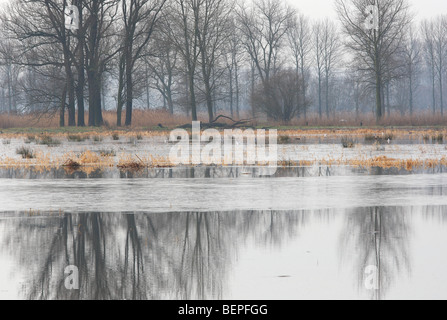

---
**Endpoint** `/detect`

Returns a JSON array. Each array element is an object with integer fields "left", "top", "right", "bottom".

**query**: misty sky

[
  {"left": 289, "top": 0, "right": 447, "bottom": 21},
  {"left": 0, "top": 0, "right": 446, "bottom": 21}
]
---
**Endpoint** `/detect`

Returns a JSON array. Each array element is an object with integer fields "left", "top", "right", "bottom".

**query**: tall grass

[
  {"left": 0, "top": 110, "right": 191, "bottom": 129},
  {"left": 278, "top": 111, "right": 447, "bottom": 127},
  {"left": 1, "top": 109, "right": 447, "bottom": 129}
]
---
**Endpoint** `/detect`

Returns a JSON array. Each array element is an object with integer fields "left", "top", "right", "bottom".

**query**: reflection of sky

[
  {"left": 1, "top": 173, "right": 447, "bottom": 213},
  {"left": 1, "top": 208, "right": 447, "bottom": 300},
  {"left": 231, "top": 209, "right": 447, "bottom": 300}
]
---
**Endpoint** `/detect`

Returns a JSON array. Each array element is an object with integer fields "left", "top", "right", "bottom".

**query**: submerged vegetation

[
  {"left": 341, "top": 137, "right": 355, "bottom": 148},
  {"left": 0, "top": 128, "right": 445, "bottom": 172},
  {"left": 16, "top": 146, "right": 35, "bottom": 159},
  {"left": 37, "top": 135, "right": 61, "bottom": 146},
  {"left": 67, "top": 134, "right": 89, "bottom": 142}
]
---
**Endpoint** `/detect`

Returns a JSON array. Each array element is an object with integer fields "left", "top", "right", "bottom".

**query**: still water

[{"left": 0, "top": 166, "right": 446, "bottom": 300}]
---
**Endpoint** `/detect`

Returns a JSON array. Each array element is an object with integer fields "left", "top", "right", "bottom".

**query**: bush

[
  {"left": 67, "top": 134, "right": 88, "bottom": 142},
  {"left": 278, "top": 135, "right": 291, "bottom": 144},
  {"left": 16, "top": 146, "right": 35, "bottom": 159},
  {"left": 38, "top": 135, "right": 61, "bottom": 146},
  {"left": 25, "top": 135, "right": 36, "bottom": 144},
  {"left": 433, "top": 133, "right": 444, "bottom": 142},
  {"left": 251, "top": 69, "right": 309, "bottom": 122},
  {"left": 341, "top": 137, "right": 355, "bottom": 148},
  {"left": 98, "top": 149, "right": 116, "bottom": 157}
]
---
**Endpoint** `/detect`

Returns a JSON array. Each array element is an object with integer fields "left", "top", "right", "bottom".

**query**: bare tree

[
  {"left": 222, "top": 17, "right": 245, "bottom": 120},
  {"left": 432, "top": 15, "right": 447, "bottom": 116},
  {"left": 237, "top": 0, "right": 295, "bottom": 86},
  {"left": 146, "top": 27, "right": 179, "bottom": 115},
  {"left": 201, "top": 0, "right": 233, "bottom": 122},
  {"left": 84, "top": 0, "right": 121, "bottom": 126},
  {"left": 313, "top": 19, "right": 341, "bottom": 119},
  {"left": 401, "top": 25, "right": 421, "bottom": 116},
  {"left": 314, "top": 21, "right": 325, "bottom": 119},
  {"left": 165, "top": 0, "right": 202, "bottom": 121},
  {"left": 421, "top": 19, "right": 437, "bottom": 114},
  {"left": 118, "top": 0, "right": 167, "bottom": 126},
  {"left": 252, "top": 69, "right": 308, "bottom": 122},
  {"left": 287, "top": 12, "right": 312, "bottom": 119},
  {"left": 336, "top": 0, "right": 412, "bottom": 122}
]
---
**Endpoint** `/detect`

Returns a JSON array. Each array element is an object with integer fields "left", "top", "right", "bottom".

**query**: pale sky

[
  {"left": 287, "top": 0, "right": 447, "bottom": 21},
  {"left": 0, "top": 0, "right": 446, "bottom": 21}
]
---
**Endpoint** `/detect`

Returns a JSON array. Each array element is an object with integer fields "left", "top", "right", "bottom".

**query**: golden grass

[
  {"left": 117, "top": 154, "right": 174, "bottom": 170},
  {"left": 0, "top": 110, "right": 193, "bottom": 129},
  {"left": 0, "top": 113, "right": 60, "bottom": 129},
  {"left": 275, "top": 111, "right": 447, "bottom": 127},
  {"left": 1, "top": 147, "right": 446, "bottom": 171},
  {"left": 279, "top": 128, "right": 447, "bottom": 142},
  {"left": 1, "top": 109, "right": 447, "bottom": 129},
  {"left": 278, "top": 156, "right": 447, "bottom": 170},
  {"left": 1, "top": 124, "right": 446, "bottom": 172}
]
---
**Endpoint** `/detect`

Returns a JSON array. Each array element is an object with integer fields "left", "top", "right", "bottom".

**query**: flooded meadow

[{"left": 0, "top": 128, "right": 447, "bottom": 300}]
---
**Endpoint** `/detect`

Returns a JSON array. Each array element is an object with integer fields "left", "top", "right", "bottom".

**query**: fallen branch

[{"left": 177, "top": 115, "right": 254, "bottom": 130}]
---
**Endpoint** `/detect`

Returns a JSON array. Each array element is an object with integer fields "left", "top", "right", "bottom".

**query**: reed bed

[
  {"left": 278, "top": 156, "right": 447, "bottom": 170},
  {"left": 1, "top": 148, "right": 446, "bottom": 171}
]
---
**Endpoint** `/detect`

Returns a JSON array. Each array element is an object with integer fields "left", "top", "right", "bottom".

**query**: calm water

[{"left": 0, "top": 166, "right": 447, "bottom": 300}]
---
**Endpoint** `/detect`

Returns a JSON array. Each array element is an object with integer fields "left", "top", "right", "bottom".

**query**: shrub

[
  {"left": 278, "top": 135, "right": 291, "bottom": 144},
  {"left": 67, "top": 134, "right": 86, "bottom": 142},
  {"left": 25, "top": 135, "right": 36, "bottom": 144},
  {"left": 433, "top": 133, "right": 444, "bottom": 142},
  {"left": 16, "top": 146, "right": 35, "bottom": 159},
  {"left": 38, "top": 135, "right": 61, "bottom": 146},
  {"left": 341, "top": 137, "right": 355, "bottom": 148},
  {"left": 364, "top": 134, "right": 377, "bottom": 141},
  {"left": 98, "top": 149, "right": 116, "bottom": 157}
]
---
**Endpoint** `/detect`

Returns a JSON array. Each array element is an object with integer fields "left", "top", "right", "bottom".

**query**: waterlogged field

[{"left": 0, "top": 128, "right": 447, "bottom": 300}]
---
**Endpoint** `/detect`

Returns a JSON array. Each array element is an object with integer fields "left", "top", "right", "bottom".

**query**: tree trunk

[
  {"left": 87, "top": 68, "right": 96, "bottom": 126},
  {"left": 235, "top": 61, "right": 240, "bottom": 119},
  {"left": 116, "top": 55, "right": 125, "bottom": 126},
  {"left": 188, "top": 70, "right": 198, "bottom": 121},
  {"left": 325, "top": 73, "right": 329, "bottom": 118},
  {"left": 229, "top": 67, "right": 234, "bottom": 118},
  {"left": 375, "top": 70, "right": 382, "bottom": 122},
  {"left": 432, "top": 65, "right": 436, "bottom": 114},
  {"left": 76, "top": 2, "right": 85, "bottom": 127},
  {"left": 125, "top": 46, "right": 133, "bottom": 126},
  {"left": 440, "top": 69, "right": 444, "bottom": 116},
  {"left": 318, "top": 73, "right": 322, "bottom": 119},
  {"left": 60, "top": 85, "right": 67, "bottom": 127},
  {"left": 64, "top": 55, "right": 76, "bottom": 126}
]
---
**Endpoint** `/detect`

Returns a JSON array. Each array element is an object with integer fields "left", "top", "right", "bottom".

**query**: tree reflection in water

[
  {"left": 1, "top": 205, "right": 446, "bottom": 300},
  {"left": 0, "top": 210, "right": 307, "bottom": 300},
  {"left": 339, "top": 206, "right": 412, "bottom": 300}
]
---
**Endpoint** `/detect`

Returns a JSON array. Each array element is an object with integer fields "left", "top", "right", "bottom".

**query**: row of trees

[{"left": 0, "top": 0, "right": 445, "bottom": 126}]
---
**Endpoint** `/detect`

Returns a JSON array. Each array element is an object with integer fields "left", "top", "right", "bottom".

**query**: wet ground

[{"left": 0, "top": 132, "right": 446, "bottom": 300}]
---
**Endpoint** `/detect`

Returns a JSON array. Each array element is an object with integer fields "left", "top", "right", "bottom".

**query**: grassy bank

[{"left": 1, "top": 110, "right": 447, "bottom": 132}]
